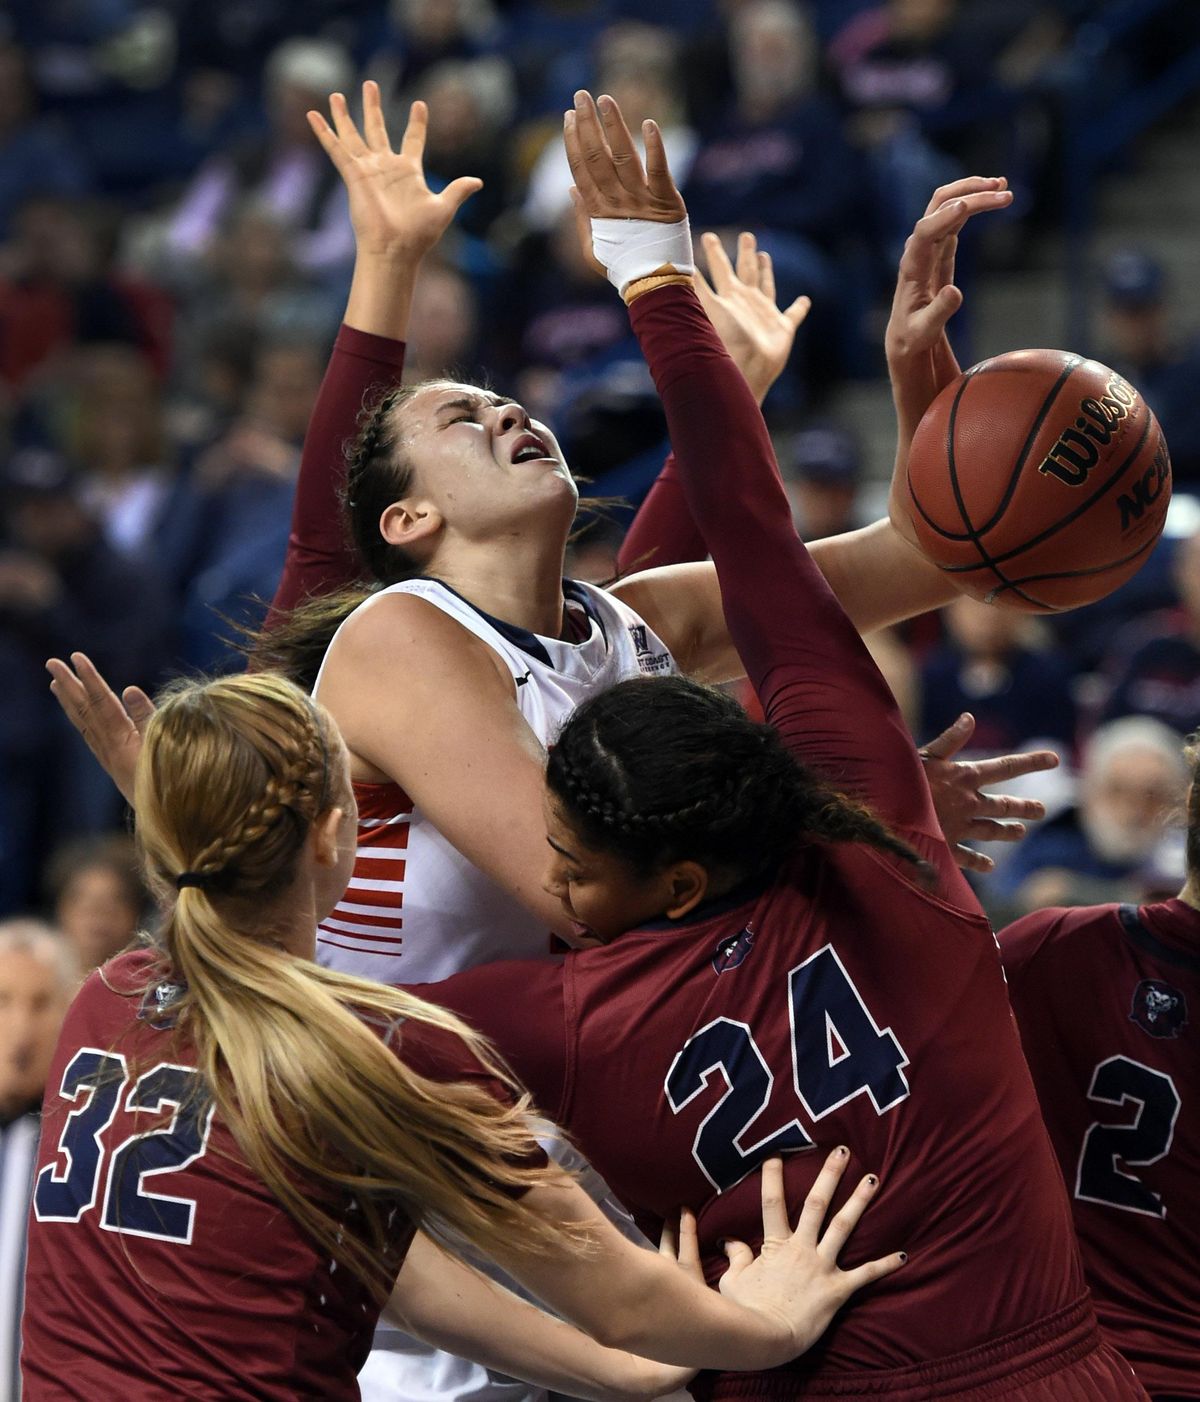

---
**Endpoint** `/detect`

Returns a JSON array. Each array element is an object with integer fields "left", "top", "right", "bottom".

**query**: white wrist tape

[{"left": 591, "top": 217, "right": 693, "bottom": 294}]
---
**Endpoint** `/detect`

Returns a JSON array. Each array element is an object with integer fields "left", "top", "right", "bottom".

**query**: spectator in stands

[
  {"left": 69, "top": 345, "right": 178, "bottom": 561},
  {"left": 1099, "top": 247, "right": 1200, "bottom": 488},
  {"left": 171, "top": 203, "right": 340, "bottom": 385},
  {"left": 418, "top": 58, "right": 516, "bottom": 241},
  {"left": 0, "top": 197, "right": 163, "bottom": 395},
  {"left": 1100, "top": 522, "right": 1200, "bottom": 735},
  {"left": 403, "top": 259, "right": 481, "bottom": 384},
  {"left": 365, "top": 0, "right": 503, "bottom": 96},
  {"left": 0, "top": 918, "right": 79, "bottom": 1398},
  {"left": 167, "top": 38, "right": 356, "bottom": 279},
  {"left": 784, "top": 421, "right": 865, "bottom": 540},
  {"left": 920, "top": 594, "right": 1077, "bottom": 756},
  {"left": 0, "top": 448, "right": 168, "bottom": 913},
  {"left": 44, "top": 835, "right": 145, "bottom": 972},
  {"left": 0, "top": 41, "right": 90, "bottom": 241},
  {"left": 990, "top": 715, "right": 1187, "bottom": 915},
  {"left": 683, "top": 0, "right": 858, "bottom": 327},
  {"left": 522, "top": 23, "right": 697, "bottom": 235}
]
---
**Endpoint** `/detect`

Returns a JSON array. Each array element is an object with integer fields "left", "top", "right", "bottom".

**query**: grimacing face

[{"left": 390, "top": 384, "right": 577, "bottom": 542}]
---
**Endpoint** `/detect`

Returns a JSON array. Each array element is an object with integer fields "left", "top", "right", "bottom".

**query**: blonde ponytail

[{"left": 133, "top": 673, "right": 569, "bottom": 1296}]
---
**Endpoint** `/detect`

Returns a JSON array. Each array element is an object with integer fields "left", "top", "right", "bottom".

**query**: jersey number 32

[
  {"left": 34, "top": 1049, "right": 215, "bottom": 1245},
  {"left": 665, "top": 944, "right": 910, "bottom": 1192}
]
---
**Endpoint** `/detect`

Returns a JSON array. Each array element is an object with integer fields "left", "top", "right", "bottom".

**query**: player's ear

[
  {"left": 310, "top": 806, "right": 346, "bottom": 869},
  {"left": 663, "top": 861, "right": 709, "bottom": 920},
  {"left": 380, "top": 497, "right": 443, "bottom": 551}
]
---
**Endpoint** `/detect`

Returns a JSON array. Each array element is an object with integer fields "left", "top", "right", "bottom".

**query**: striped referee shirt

[{"left": 0, "top": 1110, "right": 40, "bottom": 1401}]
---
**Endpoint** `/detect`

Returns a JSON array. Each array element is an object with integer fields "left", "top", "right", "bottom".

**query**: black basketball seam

[
  {"left": 905, "top": 361, "right": 988, "bottom": 543},
  {"left": 974, "top": 354, "right": 1083, "bottom": 540},
  {"left": 908, "top": 355, "right": 1082, "bottom": 545},
  {"left": 937, "top": 410, "right": 1156, "bottom": 573},
  {"left": 945, "top": 373, "right": 1049, "bottom": 608},
  {"left": 992, "top": 531, "right": 1158, "bottom": 588}
]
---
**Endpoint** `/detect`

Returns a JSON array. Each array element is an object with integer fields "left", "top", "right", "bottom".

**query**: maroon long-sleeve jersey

[
  {"left": 21, "top": 949, "right": 534, "bottom": 1400},
  {"left": 1000, "top": 900, "right": 1200, "bottom": 1397},
  {"left": 413, "top": 287, "right": 1143, "bottom": 1399}
]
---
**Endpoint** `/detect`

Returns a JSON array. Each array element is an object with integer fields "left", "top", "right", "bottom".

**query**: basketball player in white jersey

[{"left": 47, "top": 87, "right": 1049, "bottom": 1402}]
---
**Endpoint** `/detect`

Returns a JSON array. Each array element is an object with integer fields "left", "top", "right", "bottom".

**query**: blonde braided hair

[{"left": 134, "top": 672, "right": 571, "bottom": 1297}]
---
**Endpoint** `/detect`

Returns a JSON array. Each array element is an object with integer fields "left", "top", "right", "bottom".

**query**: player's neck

[
  {"left": 1177, "top": 877, "right": 1200, "bottom": 913},
  {"left": 430, "top": 538, "right": 569, "bottom": 639}
]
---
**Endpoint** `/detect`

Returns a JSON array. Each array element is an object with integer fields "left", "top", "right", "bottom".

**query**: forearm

[
  {"left": 344, "top": 247, "right": 420, "bottom": 340},
  {"left": 390, "top": 1234, "right": 690, "bottom": 1402},
  {"left": 617, "top": 455, "right": 708, "bottom": 573},
  {"left": 808, "top": 519, "right": 955, "bottom": 631},
  {"left": 494, "top": 1180, "right": 788, "bottom": 1372}
]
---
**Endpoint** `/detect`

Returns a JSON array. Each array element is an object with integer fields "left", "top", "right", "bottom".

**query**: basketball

[{"left": 903, "top": 349, "right": 1171, "bottom": 611}]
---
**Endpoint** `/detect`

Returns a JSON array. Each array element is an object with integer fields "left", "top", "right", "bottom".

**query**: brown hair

[{"left": 134, "top": 671, "right": 566, "bottom": 1296}]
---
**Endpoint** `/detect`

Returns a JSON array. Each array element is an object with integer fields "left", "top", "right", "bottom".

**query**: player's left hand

[
  {"left": 920, "top": 712, "right": 1059, "bottom": 873},
  {"left": 694, "top": 231, "right": 810, "bottom": 406},
  {"left": 718, "top": 1152, "right": 904, "bottom": 1358},
  {"left": 46, "top": 652, "right": 154, "bottom": 806},
  {"left": 885, "top": 177, "right": 1012, "bottom": 547},
  {"left": 564, "top": 89, "right": 686, "bottom": 226}
]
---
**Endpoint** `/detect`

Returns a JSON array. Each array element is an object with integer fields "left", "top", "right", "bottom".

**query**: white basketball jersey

[
  {"left": 313, "top": 577, "right": 676, "bottom": 986},
  {"left": 314, "top": 578, "right": 677, "bottom": 1402}
]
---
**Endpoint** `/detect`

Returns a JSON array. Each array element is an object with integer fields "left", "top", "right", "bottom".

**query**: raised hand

[
  {"left": 308, "top": 81, "right": 481, "bottom": 261},
  {"left": 563, "top": 90, "right": 686, "bottom": 225},
  {"left": 46, "top": 653, "right": 155, "bottom": 806},
  {"left": 694, "top": 231, "right": 810, "bottom": 406},
  {"left": 718, "top": 1151, "right": 904, "bottom": 1358},
  {"left": 920, "top": 712, "right": 1059, "bottom": 873},
  {"left": 885, "top": 177, "right": 1012, "bottom": 545}
]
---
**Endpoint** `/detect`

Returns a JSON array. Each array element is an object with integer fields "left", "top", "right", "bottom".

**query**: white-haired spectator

[
  {"left": 992, "top": 716, "right": 1189, "bottom": 915},
  {"left": 167, "top": 38, "right": 357, "bottom": 276},
  {"left": 0, "top": 919, "right": 79, "bottom": 1398}
]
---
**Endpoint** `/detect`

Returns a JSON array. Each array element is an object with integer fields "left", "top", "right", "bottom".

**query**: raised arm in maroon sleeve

[
  {"left": 265, "top": 325, "right": 407, "bottom": 625},
  {"left": 628, "top": 284, "right": 944, "bottom": 851},
  {"left": 615, "top": 453, "right": 707, "bottom": 573}
]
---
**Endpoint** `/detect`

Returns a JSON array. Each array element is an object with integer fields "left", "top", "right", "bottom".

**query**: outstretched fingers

[
  {"left": 361, "top": 79, "right": 392, "bottom": 153},
  {"left": 816, "top": 1171, "right": 881, "bottom": 1263},
  {"left": 920, "top": 711, "right": 976, "bottom": 762},
  {"left": 329, "top": 91, "right": 369, "bottom": 158},
  {"left": 399, "top": 98, "right": 428, "bottom": 166},
  {"left": 759, "top": 1157, "right": 791, "bottom": 1240},
  {"left": 736, "top": 231, "right": 760, "bottom": 289},
  {"left": 702, "top": 230, "right": 736, "bottom": 296},
  {"left": 641, "top": 117, "right": 677, "bottom": 205},
  {"left": 596, "top": 93, "right": 647, "bottom": 193},
  {"left": 794, "top": 1147, "right": 850, "bottom": 1245},
  {"left": 571, "top": 91, "right": 623, "bottom": 202}
]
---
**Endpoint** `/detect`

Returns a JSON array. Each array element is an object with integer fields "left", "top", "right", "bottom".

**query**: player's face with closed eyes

[
  {"left": 395, "top": 383, "right": 577, "bottom": 536},
  {"left": 542, "top": 798, "right": 676, "bottom": 947}
]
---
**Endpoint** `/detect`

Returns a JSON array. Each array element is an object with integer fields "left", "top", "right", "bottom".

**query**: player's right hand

[
  {"left": 307, "top": 81, "right": 481, "bottom": 261},
  {"left": 46, "top": 652, "right": 153, "bottom": 806},
  {"left": 718, "top": 1150, "right": 905, "bottom": 1361}
]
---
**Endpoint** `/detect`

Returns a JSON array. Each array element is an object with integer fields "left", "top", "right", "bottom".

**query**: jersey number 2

[
  {"left": 665, "top": 945, "right": 909, "bottom": 1191},
  {"left": 34, "top": 1048, "right": 216, "bottom": 1244},
  {"left": 1075, "top": 1055, "right": 1180, "bottom": 1218}
]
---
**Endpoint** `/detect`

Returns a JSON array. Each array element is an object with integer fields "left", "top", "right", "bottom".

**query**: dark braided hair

[
  {"left": 547, "top": 675, "right": 931, "bottom": 887},
  {"left": 246, "top": 383, "right": 427, "bottom": 688}
]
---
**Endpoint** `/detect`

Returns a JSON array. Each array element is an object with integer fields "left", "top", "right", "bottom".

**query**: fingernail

[
  {"left": 866, "top": 1174, "right": 878, "bottom": 1186},
  {"left": 836, "top": 1145, "right": 849, "bottom": 1158},
  {"left": 899, "top": 1251, "right": 908, "bottom": 1263}
]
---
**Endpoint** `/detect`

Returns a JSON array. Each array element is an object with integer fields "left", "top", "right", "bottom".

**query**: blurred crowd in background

[{"left": 3, "top": 0, "right": 1200, "bottom": 983}]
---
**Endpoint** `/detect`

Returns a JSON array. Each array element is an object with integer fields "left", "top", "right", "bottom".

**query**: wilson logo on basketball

[
  {"left": 1037, "top": 374, "right": 1138, "bottom": 487},
  {"left": 1117, "top": 437, "right": 1171, "bottom": 532}
]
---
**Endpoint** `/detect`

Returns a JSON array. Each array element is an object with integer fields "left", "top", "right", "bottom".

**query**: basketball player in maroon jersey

[
  {"left": 22, "top": 670, "right": 902, "bottom": 1400},
  {"left": 403, "top": 92, "right": 1148, "bottom": 1399},
  {"left": 999, "top": 773, "right": 1199, "bottom": 1400}
]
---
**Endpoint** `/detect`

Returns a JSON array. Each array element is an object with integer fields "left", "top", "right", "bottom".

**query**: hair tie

[{"left": 175, "top": 872, "right": 210, "bottom": 891}]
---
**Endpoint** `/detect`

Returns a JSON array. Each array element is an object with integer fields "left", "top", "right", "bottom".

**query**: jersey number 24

[
  {"left": 665, "top": 944, "right": 910, "bottom": 1192},
  {"left": 34, "top": 1048, "right": 215, "bottom": 1245}
]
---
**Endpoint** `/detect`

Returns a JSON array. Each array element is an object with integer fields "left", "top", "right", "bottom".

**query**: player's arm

[
  {"left": 319, "top": 592, "right": 577, "bottom": 936},
  {"left": 616, "top": 234, "right": 809, "bottom": 574},
  {"left": 488, "top": 1152, "right": 902, "bottom": 1371},
  {"left": 388, "top": 1230, "right": 697, "bottom": 1402},
  {"left": 268, "top": 83, "right": 482, "bottom": 621}
]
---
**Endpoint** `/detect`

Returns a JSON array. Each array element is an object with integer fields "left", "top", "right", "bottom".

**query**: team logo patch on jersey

[
  {"left": 628, "top": 623, "right": 672, "bottom": 675},
  {"left": 137, "top": 979, "right": 186, "bottom": 1030},
  {"left": 1129, "top": 979, "right": 1188, "bottom": 1039},
  {"left": 713, "top": 925, "right": 755, "bottom": 974}
]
